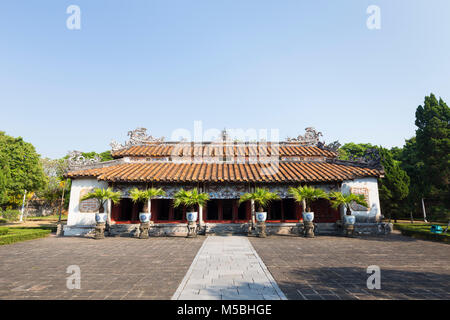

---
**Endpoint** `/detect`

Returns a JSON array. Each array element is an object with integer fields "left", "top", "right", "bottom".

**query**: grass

[
  {"left": 0, "top": 227, "right": 52, "bottom": 245},
  {"left": 394, "top": 223, "right": 449, "bottom": 244},
  {"left": 25, "top": 214, "right": 67, "bottom": 221}
]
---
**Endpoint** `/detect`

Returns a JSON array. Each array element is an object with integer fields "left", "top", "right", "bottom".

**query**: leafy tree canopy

[
  {"left": 0, "top": 131, "right": 46, "bottom": 207},
  {"left": 338, "top": 142, "right": 376, "bottom": 160}
]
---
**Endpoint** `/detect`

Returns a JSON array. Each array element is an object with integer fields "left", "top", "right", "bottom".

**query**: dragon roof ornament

[
  {"left": 110, "top": 127, "right": 165, "bottom": 152},
  {"left": 67, "top": 151, "right": 101, "bottom": 170},
  {"left": 286, "top": 127, "right": 324, "bottom": 146}
]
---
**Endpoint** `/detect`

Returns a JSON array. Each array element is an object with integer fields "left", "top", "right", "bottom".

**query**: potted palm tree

[
  {"left": 289, "top": 185, "right": 328, "bottom": 237},
  {"left": 80, "top": 188, "right": 122, "bottom": 239},
  {"left": 239, "top": 188, "right": 280, "bottom": 222},
  {"left": 239, "top": 188, "right": 280, "bottom": 237},
  {"left": 129, "top": 187, "right": 166, "bottom": 223},
  {"left": 174, "top": 188, "right": 209, "bottom": 237},
  {"left": 329, "top": 191, "right": 368, "bottom": 236},
  {"left": 289, "top": 185, "right": 329, "bottom": 223},
  {"left": 130, "top": 187, "right": 165, "bottom": 239}
]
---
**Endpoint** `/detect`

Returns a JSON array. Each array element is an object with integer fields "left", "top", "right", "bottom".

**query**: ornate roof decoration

[
  {"left": 317, "top": 140, "right": 342, "bottom": 153},
  {"left": 350, "top": 148, "right": 382, "bottom": 168},
  {"left": 110, "top": 127, "right": 164, "bottom": 152},
  {"left": 67, "top": 151, "right": 101, "bottom": 169},
  {"left": 286, "top": 127, "right": 324, "bottom": 146}
]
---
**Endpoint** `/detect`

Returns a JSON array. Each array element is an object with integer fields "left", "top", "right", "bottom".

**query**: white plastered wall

[
  {"left": 67, "top": 178, "right": 109, "bottom": 226},
  {"left": 341, "top": 177, "right": 382, "bottom": 221}
]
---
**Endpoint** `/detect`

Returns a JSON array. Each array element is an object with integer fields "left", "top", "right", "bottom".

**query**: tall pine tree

[
  {"left": 378, "top": 147, "right": 410, "bottom": 222},
  {"left": 415, "top": 94, "right": 450, "bottom": 217}
]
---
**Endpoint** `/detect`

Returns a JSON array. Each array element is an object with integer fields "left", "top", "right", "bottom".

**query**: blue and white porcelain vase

[
  {"left": 344, "top": 215, "right": 356, "bottom": 225},
  {"left": 139, "top": 212, "right": 151, "bottom": 223},
  {"left": 95, "top": 213, "right": 107, "bottom": 224},
  {"left": 256, "top": 212, "right": 267, "bottom": 222},
  {"left": 186, "top": 211, "right": 198, "bottom": 222},
  {"left": 302, "top": 212, "right": 314, "bottom": 222}
]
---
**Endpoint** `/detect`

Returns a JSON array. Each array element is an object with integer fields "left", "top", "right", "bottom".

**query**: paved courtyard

[
  {"left": 0, "top": 233, "right": 449, "bottom": 300},
  {"left": 0, "top": 235, "right": 203, "bottom": 299},
  {"left": 250, "top": 234, "right": 450, "bottom": 300}
]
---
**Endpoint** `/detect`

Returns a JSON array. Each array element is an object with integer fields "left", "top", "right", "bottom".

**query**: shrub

[
  {"left": 394, "top": 223, "right": 450, "bottom": 243},
  {"left": 0, "top": 228, "right": 9, "bottom": 236},
  {"left": 1, "top": 209, "right": 21, "bottom": 221},
  {"left": 0, "top": 228, "right": 51, "bottom": 245}
]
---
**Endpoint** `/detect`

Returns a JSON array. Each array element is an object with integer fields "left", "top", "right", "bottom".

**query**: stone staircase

[
  {"left": 108, "top": 224, "right": 139, "bottom": 237},
  {"left": 315, "top": 223, "right": 340, "bottom": 235},
  {"left": 204, "top": 223, "right": 250, "bottom": 236}
]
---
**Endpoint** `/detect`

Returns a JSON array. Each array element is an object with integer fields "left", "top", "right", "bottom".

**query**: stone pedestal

[
  {"left": 304, "top": 221, "right": 315, "bottom": 238},
  {"left": 344, "top": 224, "right": 355, "bottom": 237},
  {"left": 256, "top": 221, "right": 267, "bottom": 238},
  {"left": 94, "top": 223, "right": 106, "bottom": 240},
  {"left": 247, "top": 220, "right": 255, "bottom": 236},
  {"left": 56, "top": 223, "right": 64, "bottom": 237},
  {"left": 187, "top": 221, "right": 197, "bottom": 238},
  {"left": 139, "top": 222, "right": 150, "bottom": 239}
]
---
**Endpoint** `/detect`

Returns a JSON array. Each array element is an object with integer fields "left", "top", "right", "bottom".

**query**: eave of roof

[{"left": 67, "top": 160, "right": 382, "bottom": 184}]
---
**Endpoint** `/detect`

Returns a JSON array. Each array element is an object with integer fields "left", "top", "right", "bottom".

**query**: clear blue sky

[{"left": 1, "top": 0, "right": 449, "bottom": 158}]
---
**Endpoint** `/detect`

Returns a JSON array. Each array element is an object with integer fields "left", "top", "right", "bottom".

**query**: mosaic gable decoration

[
  {"left": 286, "top": 127, "right": 323, "bottom": 146},
  {"left": 350, "top": 187, "right": 370, "bottom": 211},
  {"left": 78, "top": 188, "right": 100, "bottom": 213},
  {"left": 206, "top": 184, "right": 247, "bottom": 199},
  {"left": 110, "top": 127, "right": 164, "bottom": 152},
  {"left": 67, "top": 151, "right": 101, "bottom": 169}
]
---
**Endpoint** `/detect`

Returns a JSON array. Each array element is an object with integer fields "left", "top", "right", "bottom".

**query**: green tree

[
  {"left": 0, "top": 151, "right": 10, "bottom": 204},
  {"left": 36, "top": 158, "right": 70, "bottom": 213},
  {"left": 378, "top": 147, "right": 410, "bottom": 222},
  {"left": 0, "top": 132, "right": 46, "bottom": 207},
  {"left": 414, "top": 93, "right": 450, "bottom": 217},
  {"left": 338, "top": 143, "right": 375, "bottom": 160},
  {"left": 82, "top": 151, "right": 113, "bottom": 162}
]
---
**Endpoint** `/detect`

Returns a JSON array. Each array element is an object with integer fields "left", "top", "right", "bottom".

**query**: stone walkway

[{"left": 172, "top": 236, "right": 286, "bottom": 300}]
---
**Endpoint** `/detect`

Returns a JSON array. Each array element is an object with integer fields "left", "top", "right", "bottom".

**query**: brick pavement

[
  {"left": 0, "top": 235, "right": 203, "bottom": 300},
  {"left": 250, "top": 234, "right": 450, "bottom": 300},
  {"left": 172, "top": 236, "right": 286, "bottom": 300},
  {"left": 1, "top": 233, "right": 449, "bottom": 300}
]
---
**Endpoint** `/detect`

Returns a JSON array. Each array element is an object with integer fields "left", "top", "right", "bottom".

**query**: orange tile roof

[
  {"left": 67, "top": 161, "right": 382, "bottom": 183},
  {"left": 111, "top": 144, "right": 337, "bottom": 158}
]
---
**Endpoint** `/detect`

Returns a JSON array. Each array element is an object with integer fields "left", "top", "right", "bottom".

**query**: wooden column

[{"left": 199, "top": 205, "right": 204, "bottom": 225}]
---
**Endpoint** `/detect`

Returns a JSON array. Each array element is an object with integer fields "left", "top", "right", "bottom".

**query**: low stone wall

[
  {"left": 63, "top": 222, "right": 393, "bottom": 237},
  {"left": 354, "top": 222, "right": 393, "bottom": 235},
  {"left": 63, "top": 225, "right": 95, "bottom": 236}
]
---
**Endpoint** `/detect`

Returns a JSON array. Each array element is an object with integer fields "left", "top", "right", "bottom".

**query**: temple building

[{"left": 63, "top": 128, "right": 385, "bottom": 237}]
